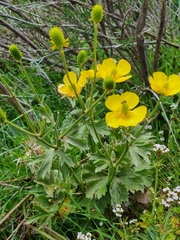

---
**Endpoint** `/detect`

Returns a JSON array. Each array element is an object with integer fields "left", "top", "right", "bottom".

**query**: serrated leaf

[
  {"left": 87, "top": 153, "right": 109, "bottom": 173},
  {"left": 86, "top": 120, "right": 110, "bottom": 144},
  {"left": 64, "top": 135, "right": 89, "bottom": 150},
  {"left": 57, "top": 149, "right": 74, "bottom": 167},
  {"left": 40, "top": 103, "right": 54, "bottom": 122},
  {"left": 36, "top": 149, "right": 55, "bottom": 180},
  {"left": 86, "top": 177, "right": 108, "bottom": 199},
  {"left": 110, "top": 178, "right": 128, "bottom": 206},
  {"left": 129, "top": 145, "right": 150, "bottom": 166}
]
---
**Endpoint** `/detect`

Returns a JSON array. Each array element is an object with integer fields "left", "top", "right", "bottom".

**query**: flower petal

[
  {"left": 81, "top": 69, "right": 95, "bottom": 79},
  {"left": 149, "top": 72, "right": 168, "bottom": 94},
  {"left": 97, "top": 58, "right": 116, "bottom": 79},
  {"left": 120, "top": 92, "right": 139, "bottom": 109},
  {"left": 58, "top": 84, "right": 75, "bottom": 97},
  {"left": 105, "top": 94, "right": 122, "bottom": 111},
  {"left": 63, "top": 72, "right": 77, "bottom": 86},
  {"left": 167, "top": 74, "right": 180, "bottom": 96},
  {"left": 115, "top": 75, "right": 132, "bottom": 83},
  {"left": 105, "top": 112, "right": 122, "bottom": 128},
  {"left": 116, "top": 59, "right": 131, "bottom": 76},
  {"left": 78, "top": 74, "right": 86, "bottom": 88},
  {"left": 129, "top": 106, "right": 147, "bottom": 126}
]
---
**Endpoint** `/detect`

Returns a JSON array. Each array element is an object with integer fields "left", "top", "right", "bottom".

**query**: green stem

[
  {"left": 6, "top": 120, "right": 38, "bottom": 137},
  {"left": 20, "top": 62, "right": 41, "bottom": 104},
  {"left": 0, "top": 75, "right": 35, "bottom": 132},
  {"left": 151, "top": 160, "right": 159, "bottom": 217},
  {"left": 65, "top": 164, "right": 85, "bottom": 193},
  {"left": 90, "top": 116, "right": 112, "bottom": 163},
  {"left": 60, "top": 90, "right": 107, "bottom": 138},
  {"left": 90, "top": 23, "right": 98, "bottom": 106},
  {"left": 5, "top": 120, "right": 57, "bottom": 149},
  {"left": 107, "top": 139, "right": 129, "bottom": 186}
]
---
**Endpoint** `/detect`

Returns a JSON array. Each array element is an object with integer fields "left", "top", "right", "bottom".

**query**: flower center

[
  {"left": 111, "top": 68, "right": 117, "bottom": 76},
  {"left": 121, "top": 101, "right": 129, "bottom": 114},
  {"left": 163, "top": 82, "right": 169, "bottom": 89}
]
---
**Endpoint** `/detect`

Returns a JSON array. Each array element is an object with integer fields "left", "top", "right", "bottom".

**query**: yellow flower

[
  {"left": 58, "top": 72, "right": 86, "bottom": 98},
  {"left": 105, "top": 92, "right": 147, "bottom": 128},
  {"left": 97, "top": 58, "right": 132, "bottom": 83},
  {"left": 49, "top": 26, "right": 69, "bottom": 51},
  {"left": 149, "top": 72, "right": 180, "bottom": 96}
]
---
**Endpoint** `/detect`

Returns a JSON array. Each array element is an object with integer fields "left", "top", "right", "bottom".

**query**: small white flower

[
  {"left": 160, "top": 137, "right": 165, "bottom": 141},
  {"left": 145, "top": 125, "right": 152, "bottom": 130},
  {"left": 159, "top": 130, "right": 164, "bottom": 135},
  {"left": 99, "top": 222, "right": 103, "bottom": 227},
  {"left": 129, "top": 219, "right": 137, "bottom": 224},
  {"left": 170, "top": 103, "right": 178, "bottom": 110},
  {"left": 162, "top": 187, "right": 170, "bottom": 192}
]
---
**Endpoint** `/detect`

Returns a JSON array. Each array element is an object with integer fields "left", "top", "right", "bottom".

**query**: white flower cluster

[
  {"left": 158, "top": 130, "right": 165, "bottom": 142},
  {"left": 162, "top": 186, "right": 180, "bottom": 208},
  {"left": 170, "top": 103, "right": 178, "bottom": 110},
  {"left": 153, "top": 144, "right": 170, "bottom": 153},
  {"left": 112, "top": 204, "right": 124, "bottom": 217},
  {"left": 77, "top": 232, "right": 95, "bottom": 240},
  {"left": 145, "top": 125, "right": 152, "bottom": 130}
]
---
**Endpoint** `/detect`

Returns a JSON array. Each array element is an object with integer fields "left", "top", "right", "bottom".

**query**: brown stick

[
  {"left": 136, "top": 0, "right": 149, "bottom": 87},
  {"left": 153, "top": 0, "right": 166, "bottom": 71},
  {"left": 0, "top": 194, "right": 31, "bottom": 226}
]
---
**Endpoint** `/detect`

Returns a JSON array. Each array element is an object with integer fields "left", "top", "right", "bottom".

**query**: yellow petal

[
  {"left": 105, "top": 94, "right": 122, "bottom": 111},
  {"left": 58, "top": 84, "right": 75, "bottom": 97},
  {"left": 130, "top": 106, "right": 147, "bottom": 125},
  {"left": 63, "top": 72, "right": 77, "bottom": 86},
  {"left": 81, "top": 69, "right": 95, "bottom": 79},
  {"left": 149, "top": 72, "right": 168, "bottom": 94},
  {"left": 120, "top": 92, "right": 139, "bottom": 109},
  {"left": 97, "top": 58, "right": 116, "bottom": 79},
  {"left": 115, "top": 75, "right": 132, "bottom": 83},
  {"left": 116, "top": 59, "right": 131, "bottom": 76},
  {"left": 78, "top": 74, "right": 86, "bottom": 88},
  {"left": 167, "top": 74, "right": 180, "bottom": 96},
  {"left": 105, "top": 112, "right": 122, "bottom": 128}
]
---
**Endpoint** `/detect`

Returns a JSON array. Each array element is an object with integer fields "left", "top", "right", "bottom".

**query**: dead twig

[
  {"left": 0, "top": 194, "right": 31, "bottom": 226},
  {"left": 153, "top": 0, "right": 166, "bottom": 71},
  {"left": 136, "top": 0, "right": 149, "bottom": 87}
]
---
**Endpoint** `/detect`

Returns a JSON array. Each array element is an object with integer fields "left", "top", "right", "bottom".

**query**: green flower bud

[
  {"left": 77, "top": 50, "right": 87, "bottom": 65},
  {"left": 90, "top": 4, "right": 103, "bottom": 24},
  {"left": 103, "top": 77, "right": 116, "bottom": 91},
  {"left": 49, "top": 26, "right": 69, "bottom": 50},
  {"left": 0, "top": 108, "right": 7, "bottom": 123},
  {"left": 9, "top": 44, "right": 22, "bottom": 62}
]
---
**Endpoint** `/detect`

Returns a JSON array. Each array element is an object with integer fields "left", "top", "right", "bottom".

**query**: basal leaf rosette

[
  {"left": 58, "top": 72, "right": 86, "bottom": 98},
  {"left": 105, "top": 92, "right": 147, "bottom": 128},
  {"left": 149, "top": 72, "right": 180, "bottom": 96},
  {"left": 97, "top": 58, "right": 132, "bottom": 83}
]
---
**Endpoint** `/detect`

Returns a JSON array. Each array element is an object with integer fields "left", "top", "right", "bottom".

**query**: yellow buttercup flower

[
  {"left": 49, "top": 26, "right": 69, "bottom": 51},
  {"left": 149, "top": 72, "right": 180, "bottom": 96},
  {"left": 105, "top": 92, "right": 147, "bottom": 128},
  {"left": 97, "top": 58, "right": 132, "bottom": 83},
  {"left": 58, "top": 72, "right": 86, "bottom": 98}
]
